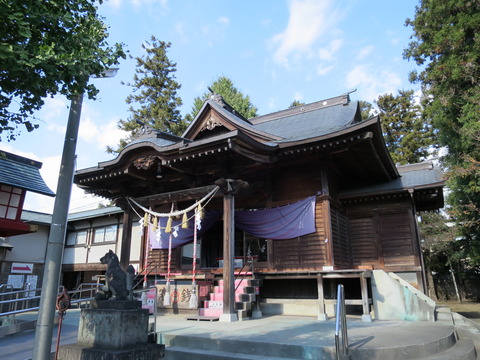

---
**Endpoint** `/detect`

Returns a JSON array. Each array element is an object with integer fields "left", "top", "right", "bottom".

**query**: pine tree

[
  {"left": 376, "top": 90, "right": 437, "bottom": 165},
  {"left": 404, "top": 0, "right": 480, "bottom": 249},
  {"left": 108, "top": 36, "right": 184, "bottom": 153},
  {"left": 184, "top": 76, "right": 258, "bottom": 123}
]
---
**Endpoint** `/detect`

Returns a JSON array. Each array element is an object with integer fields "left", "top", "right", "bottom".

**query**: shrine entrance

[{"left": 180, "top": 221, "right": 269, "bottom": 270}]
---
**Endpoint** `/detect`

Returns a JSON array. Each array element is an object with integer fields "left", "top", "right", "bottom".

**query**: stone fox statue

[{"left": 96, "top": 250, "right": 135, "bottom": 301}]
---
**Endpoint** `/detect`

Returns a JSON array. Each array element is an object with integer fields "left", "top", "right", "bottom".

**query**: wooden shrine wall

[
  {"left": 147, "top": 248, "right": 178, "bottom": 274},
  {"left": 346, "top": 199, "right": 419, "bottom": 271},
  {"left": 331, "top": 204, "right": 351, "bottom": 269},
  {"left": 270, "top": 199, "right": 328, "bottom": 271}
]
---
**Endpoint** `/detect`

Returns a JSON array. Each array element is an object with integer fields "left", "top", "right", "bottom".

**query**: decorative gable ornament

[{"left": 203, "top": 116, "right": 222, "bottom": 131}]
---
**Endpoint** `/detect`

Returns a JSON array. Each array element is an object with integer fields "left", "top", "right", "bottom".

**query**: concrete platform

[
  {"left": 157, "top": 314, "right": 477, "bottom": 359},
  {"left": 1, "top": 310, "right": 479, "bottom": 360}
]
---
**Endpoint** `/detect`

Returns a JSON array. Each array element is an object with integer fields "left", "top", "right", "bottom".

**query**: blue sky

[{"left": 1, "top": 0, "right": 421, "bottom": 214}]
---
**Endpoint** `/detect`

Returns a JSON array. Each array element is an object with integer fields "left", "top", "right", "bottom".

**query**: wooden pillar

[
  {"left": 119, "top": 208, "right": 133, "bottom": 272},
  {"left": 215, "top": 178, "right": 247, "bottom": 323},
  {"left": 360, "top": 273, "right": 372, "bottom": 322},
  {"left": 221, "top": 192, "right": 237, "bottom": 322},
  {"left": 317, "top": 274, "right": 328, "bottom": 321}
]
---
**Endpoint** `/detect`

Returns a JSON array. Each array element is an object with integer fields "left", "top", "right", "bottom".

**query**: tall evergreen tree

[
  {"left": 108, "top": 36, "right": 184, "bottom": 153},
  {"left": 375, "top": 90, "right": 437, "bottom": 165},
  {"left": 289, "top": 100, "right": 305, "bottom": 108},
  {"left": 359, "top": 100, "right": 375, "bottom": 120},
  {"left": 185, "top": 76, "right": 258, "bottom": 123},
  {"left": 404, "top": 0, "right": 480, "bottom": 249}
]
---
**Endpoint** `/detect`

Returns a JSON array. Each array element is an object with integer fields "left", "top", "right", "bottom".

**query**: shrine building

[{"left": 74, "top": 92, "right": 444, "bottom": 321}]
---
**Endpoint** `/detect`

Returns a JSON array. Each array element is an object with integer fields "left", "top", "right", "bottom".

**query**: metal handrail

[
  {"left": 0, "top": 283, "right": 99, "bottom": 317},
  {"left": 335, "top": 284, "right": 349, "bottom": 360}
]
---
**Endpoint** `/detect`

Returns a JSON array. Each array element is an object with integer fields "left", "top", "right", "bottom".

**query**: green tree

[
  {"left": 289, "top": 100, "right": 305, "bottom": 108},
  {"left": 185, "top": 76, "right": 258, "bottom": 123},
  {"left": 359, "top": 100, "right": 375, "bottom": 120},
  {"left": 404, "top": 0, "right": 480, "bottom": 249},
  {"left": 375, "top": 90, "right": 436, "bottom": 165},
  {"left": 108, "top": 37, "right": 185, "bottom": 153},
  {"left": 419, "top": 211, "right": 479, "bottom": 301},
  {"left": 0, "top": 0, "right": 125, "bottom": 141}
]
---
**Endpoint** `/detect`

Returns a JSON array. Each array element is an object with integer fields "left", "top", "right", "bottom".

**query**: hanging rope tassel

[
  {"left": 181, "top": 212, "right": 188, "bottom": 229},
  {"left": 164, "top": 280, "right": 171, "bottom": 306},
  {"left": 164, "top": 232, "right": 173, "bottom": 306},
  {"left": 164, "top": 204, "right": 175, "bottom": 307},
  {"left": 196, "top": 203, "right": 205, "bottom": 219},
  {"left": 189, "top": 281, "right": 197, "bottom": 309},
  {"left": 153, "top": 216, "right": 158, "bottom": 231},
  {"left": 189, "top": 210, "right": 199, "bottom": 309},
  {"left": 165, "top": 217, "right": 172, "bottom": 233}
]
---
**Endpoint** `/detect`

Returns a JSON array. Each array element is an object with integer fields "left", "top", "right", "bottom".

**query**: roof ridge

[{"left": 250, "top": 93, "right": 351, "bottom": 125}]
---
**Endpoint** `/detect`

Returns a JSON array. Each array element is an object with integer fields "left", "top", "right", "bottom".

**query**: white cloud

[
  {"left": 267, "top": 97, "right": 277, "bottom": 110},
  {"left": 293, "top": 92, "right": 303, "bottom": 101},
  {"left": 346, "top": 65, "right": 402, "bottom": 103},
  {"left": 318, "top": 39, "right": 343, "bottom": 61},
  {"left": 96, "top": 117, "right": 129, "bottom": 150},
  {"left": 78, "top": 105, "right": 128, "bottom": 151},
  {"left": 218, "top": 16, "right": 230, "bottom": 27},
  {"left": 20, "top": 152, "right": 104, "bottom": 214},
  {"left": 270, "top": 0, "right": 344, "bottom": 67},
  {"left": 356, "top": 45, "right": 374, "bottom": 60},
  {"left": 175, "top": 22, "right": 189, "bottom": 43},
  {"left": 316, "top": 63, "right": 335, "bottom": 76}
]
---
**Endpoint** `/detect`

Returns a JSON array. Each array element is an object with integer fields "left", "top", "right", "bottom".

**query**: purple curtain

[
  {"left": 149, "top": 210, "right": 221, "bottom": 249},
  {"left": 235, "top": 196, "right": 316, "bottom": 239},
  {"left": 149, "top": 196, "right": 316, "bottom": 249}
]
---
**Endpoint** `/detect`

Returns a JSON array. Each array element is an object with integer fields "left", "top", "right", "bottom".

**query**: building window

[
  {"left": 245, "top": 233, "right": 268, "bottom": 263},
  {"left": 93, "top": 225, "right": 118, "bottom": 244},
  {"left": 181, "top": 241, "right": 201, "bottom": 266},
  {"left": 0, "top": 185, "right": 25, "bottom": 221},
  {"left": 67, "top": 229, "right": 88, "bottom": 246}
]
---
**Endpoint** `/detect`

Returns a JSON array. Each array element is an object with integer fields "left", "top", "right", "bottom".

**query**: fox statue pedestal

[{"left": 57, "top": 300, "right": 164, "bottom": 359}]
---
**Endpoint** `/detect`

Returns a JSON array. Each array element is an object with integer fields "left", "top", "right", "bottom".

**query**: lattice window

[{"left": 0, "top": 185, "right": 25, "bottom": 221}]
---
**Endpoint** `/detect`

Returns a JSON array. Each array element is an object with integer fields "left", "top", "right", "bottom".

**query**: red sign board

[{"left": 11, "top": 263, "right": 33, "bottom": 274}]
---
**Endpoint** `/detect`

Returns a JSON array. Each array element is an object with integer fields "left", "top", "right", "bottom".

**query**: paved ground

[
  {"left": 0, "top": 303, "right": 479, "bottom": 360},
  {"left": 0, "top": 310, "right": 80, "bottom": 360}
]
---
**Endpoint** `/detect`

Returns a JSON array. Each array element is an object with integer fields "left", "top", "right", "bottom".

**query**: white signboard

[
  {"left": 7, "top": 274, "right": 24, "bottom": 289},
  {"left": 11, "top": 262, "right": 34, "bottom": 274},
  {"left": 26, "top": 275, "right": 38, "bottom": 297}
]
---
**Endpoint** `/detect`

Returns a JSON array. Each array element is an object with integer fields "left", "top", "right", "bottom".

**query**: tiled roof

[
  {"left": 253, "top": 100, "right": 359, "bottom": 142},
  {"left": 0, "top": 151, "right": 55, "bottom": 196},
  {"left": 68, "top": 206, "right": 123, "bottom": 221},
  {"left": 21, "top": 210, "right": 53, "bottom": 224},
  {"left": 339, "top": 161, "right": 444, "bottom": 197}
]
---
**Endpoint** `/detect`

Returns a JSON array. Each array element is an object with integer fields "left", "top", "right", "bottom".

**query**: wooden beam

[{"left": 132, "top": 185, "right": 219, "bottom": 207}]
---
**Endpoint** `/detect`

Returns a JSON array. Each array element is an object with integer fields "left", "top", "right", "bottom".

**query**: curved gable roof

[{"left": 0, "top": 151, "right": 55, "bottom": 196}]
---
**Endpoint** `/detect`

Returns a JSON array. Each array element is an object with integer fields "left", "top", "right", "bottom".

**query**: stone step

[
  {"left": 235, "top": 301, "right": 252, "bottom": 311},
  {"left": 209, "top": 292, "right": 246, "bottom": 302},
  {"left": 164, "top": 347, "right": 298, "bottom": 360},
  {"left": 161, "top": 326, "right": 462, "bottom": 360},
  {"left": 199, "top": 307, "right": 223, "bottom": 317},
  {"left": 162, "top": 333, "right": 326, "bottom": 359},
  {"left": 411, "top": 339, "right": 476, "bottom": 360}
]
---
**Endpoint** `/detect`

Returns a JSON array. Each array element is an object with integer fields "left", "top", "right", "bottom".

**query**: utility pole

[
  {"left": 32, "top": 93, "right": 83, "bottom": 360},
  {"left": 32, "top": 67, "right": 117, "bottom": 360}
]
